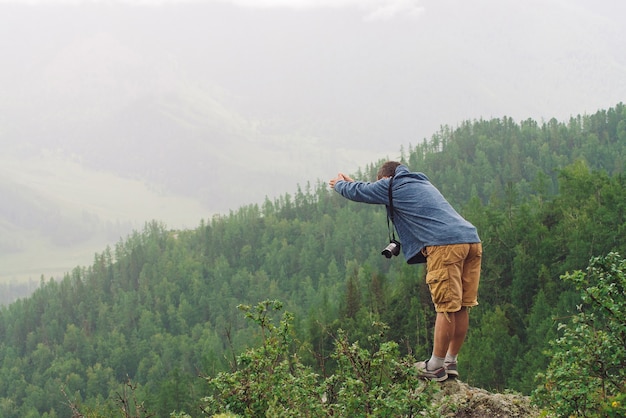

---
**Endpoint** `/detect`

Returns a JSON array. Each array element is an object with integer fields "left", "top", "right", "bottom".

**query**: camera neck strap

[{"left": 386, "top": 176, "right": 397, "bottom": 242}]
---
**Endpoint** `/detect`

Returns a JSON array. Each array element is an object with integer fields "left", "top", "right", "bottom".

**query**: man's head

[{"left": 377, "top": 161, "right": 401, "bottom": 180}]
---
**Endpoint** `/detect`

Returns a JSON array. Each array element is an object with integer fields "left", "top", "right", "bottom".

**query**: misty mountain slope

[
  {"left": 57, "top": 87, "right": 345, "bottom": 210},
  {"left": 0, "top": 46, "right": 379, "bottom": 286},
  {"left": 1, "top": 26, "right": 364, "bottom": 210},
  {"left": 1, "top": 105, "right": 626, "bottom": 415},
  {"left": 1, "top": 0, "right": 625, "bottom": 289},
  {"left": 0, "top": 152, "right": 210, "bottom": 282},
  {"left": 0, "top": 172, "right": 94, "bottom": 247}
]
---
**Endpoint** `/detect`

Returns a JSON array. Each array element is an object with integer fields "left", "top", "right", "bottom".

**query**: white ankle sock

[
  {"left": 427, "top": 355, "right": 445, "bottom": 370},
  {"left": 444, "top": 353, "right": 458, "bottom": 364}
]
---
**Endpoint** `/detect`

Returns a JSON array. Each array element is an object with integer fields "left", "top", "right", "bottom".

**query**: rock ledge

[{"left": 433, "top": 379, "right": 542, "bottom": 417}]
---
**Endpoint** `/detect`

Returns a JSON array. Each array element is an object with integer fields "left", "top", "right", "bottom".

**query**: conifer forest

[{"left": 1, "top": 103, "right": 626, "bottom": 417}]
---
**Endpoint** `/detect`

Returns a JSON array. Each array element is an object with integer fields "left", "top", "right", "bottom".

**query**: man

[{"left": 329, "top": 161, "right": 482, "bottom": 381}]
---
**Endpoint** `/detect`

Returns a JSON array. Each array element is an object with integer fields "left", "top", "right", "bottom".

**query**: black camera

[{"left": 381, "top": 239, "right": 401, "bottom": 258}]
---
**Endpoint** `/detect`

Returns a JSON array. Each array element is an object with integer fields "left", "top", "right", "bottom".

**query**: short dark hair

[{"left": 377, "top": 161, "right": 401, "bottom": 180}]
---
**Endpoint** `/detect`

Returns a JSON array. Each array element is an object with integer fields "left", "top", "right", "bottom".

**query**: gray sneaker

[
  {"left": 414, "top": 360, "right": 448, "bottom": 382},
  {"left": 445, "top": 362, "right": 459, "bottom": 379}
]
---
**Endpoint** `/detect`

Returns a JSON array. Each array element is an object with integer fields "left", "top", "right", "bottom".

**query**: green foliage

[
  {"left": 202, "top": 300, "right": 438, "bottom": 418},
  {"left": 325, "top": 326, "right": 438, "bottom": 417},
  {"left": 202, "top": 300, "right": 325, "bottom": 417},
  {"left": 1, "top": 104, "right": 626, "bottom": 414},
  {"left": 462, "top": 306, "right": 521, "bottom": 390},
  {"left": 63, "top": 377, "right": 156, "bottom": 418},
  {"left": 533, "top": 253, "right": 626, "bottom": 417}
]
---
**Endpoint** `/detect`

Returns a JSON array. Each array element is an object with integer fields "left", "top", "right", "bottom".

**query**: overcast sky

[
  {"left": 1, "top": 0, "right": 425, "bottom": 18},
  {"left": 1, "top": 0, "right": 625, "bottom": 282},
  {"left": 1, "top": 0, "right": 625, "bottom": 198},
  {"left": 1, "top": 0, "right": 624, "bottom": 203},
  {"left": 2, "top": 0, "right": 624, "bottom": 146}
]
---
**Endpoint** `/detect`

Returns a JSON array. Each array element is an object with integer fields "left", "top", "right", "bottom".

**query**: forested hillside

[{"left": 1, "top": 103, "right": 625, "bottom": 417}]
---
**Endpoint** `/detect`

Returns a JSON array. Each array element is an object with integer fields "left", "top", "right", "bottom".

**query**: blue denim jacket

[{"left": 334, "top": 165, "right": 480, "bottom": 263}]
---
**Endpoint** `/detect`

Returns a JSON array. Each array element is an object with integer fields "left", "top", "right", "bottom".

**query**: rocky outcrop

[{"left": 433, "top": 379, "right": 542, "bottom": 417}]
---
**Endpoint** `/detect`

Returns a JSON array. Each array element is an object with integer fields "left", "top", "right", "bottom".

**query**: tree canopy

[{"left": 1, "top": 103, "right": 625, "bottom": 417}]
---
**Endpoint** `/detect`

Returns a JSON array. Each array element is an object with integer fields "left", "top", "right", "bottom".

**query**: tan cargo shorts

[{"left": 423, "top": 243, "right": 482, "bottom": 313}]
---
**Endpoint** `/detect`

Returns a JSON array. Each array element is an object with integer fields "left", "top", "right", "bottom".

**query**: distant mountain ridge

[
  {"left": 2, "top": 101, "right": 625, "bottom": 292},
  {"left": 2, "top": 0, "right": 625, "bottom": 290},
  {"left": 1, "top": 103, "right": 625, "bottom": 416}
]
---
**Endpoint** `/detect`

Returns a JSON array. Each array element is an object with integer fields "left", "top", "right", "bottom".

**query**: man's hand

[{"left": 329, "top": 173, "right": 354, "bottom": 189}]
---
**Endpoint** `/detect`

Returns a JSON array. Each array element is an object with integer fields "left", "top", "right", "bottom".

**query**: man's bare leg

[
  {"left": 447, "top": 307, "right": 469, "bottom": 356},
  {"left": 430, "top": 307, "right": 468, "bottom": 366}
]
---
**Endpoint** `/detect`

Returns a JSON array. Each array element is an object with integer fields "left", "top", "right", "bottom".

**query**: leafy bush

[
  {"left": 325, "top": 326, "right": 437, "bottom": 417},
  {"left": 202, "top": 300, "right": 324, "bottom": 417},
  {"left": 202, "top": 300, "right": 438, "bottom": 417},
  {"left": 533, "top": 252, "right": 626, "bottom": 417}
]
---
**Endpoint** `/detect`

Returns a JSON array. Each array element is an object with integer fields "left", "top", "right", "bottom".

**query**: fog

[{"left": 1, "top": 0, "right": 625, "bottom": 286}]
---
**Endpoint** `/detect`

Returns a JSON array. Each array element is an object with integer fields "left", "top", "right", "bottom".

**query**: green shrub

[
  {"left": 533, "top": 253, "right": 626, "bottom": 417},
  {"left": 202, "top": 300, "right": 438, "bottom": 417}
]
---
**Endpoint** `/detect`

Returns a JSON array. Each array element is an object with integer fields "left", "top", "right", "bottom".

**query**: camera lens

[{"left": 381, "top": 241, "right": 399, "bottom": 258}]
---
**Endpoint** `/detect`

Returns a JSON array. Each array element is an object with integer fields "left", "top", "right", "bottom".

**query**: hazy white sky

[
  {"left": 2, "top": 0, "right": 625, "bottom": 177},
  {"left": 210, "top": 0, "right": 424, "bottom": 20},
  {"left": 2, "top": 0, "right": 624, "bottom": 152},
  {"left": 1, "top": 0, "right": 625, "bottom": 282},
  {"left": 1, "top": 0, "right": 425, "bottom": 18}
]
